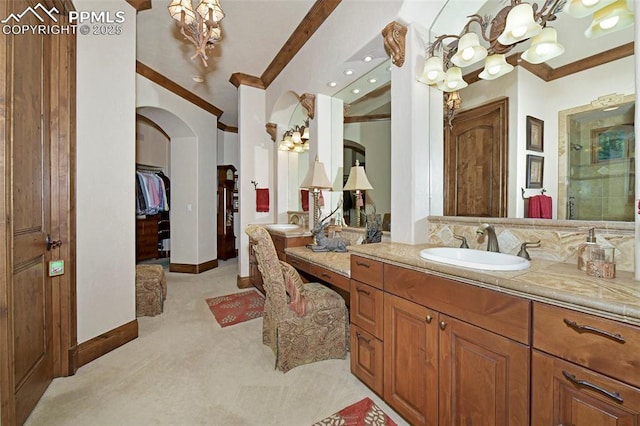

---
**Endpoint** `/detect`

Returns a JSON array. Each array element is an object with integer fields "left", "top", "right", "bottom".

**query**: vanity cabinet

[{"left": 532, "top": 302, "right": 640, "bottom": 423}]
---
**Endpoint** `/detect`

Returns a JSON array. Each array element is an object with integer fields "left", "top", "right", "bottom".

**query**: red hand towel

[
  {"left": 527, "top": 195, "right": 542, "bottom": 218},
  {"left": 539, "top": 194, "right": 552, "bottom": 219},
  {"left": 256, "top": 188, "right": 269, "bottom": 212},
  {"left": 301, "top": 190, "right": 309, "bottom": 212}
]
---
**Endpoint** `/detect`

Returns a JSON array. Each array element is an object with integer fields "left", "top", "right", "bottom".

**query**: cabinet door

[
  {"left": 350, "top": 280, "right": 384, "bottom": 339},
  {"left": 383, "top": 293, "right": 438, "bottom": 426},
  {"left": 439, "top": 315, "right": 530, "bottom": 426},
  {"left": 351, "top": 324, "right": 384, "bottom": 397},
  {"left": 533, "top": 350, "right": 640, "bottom": 425}
]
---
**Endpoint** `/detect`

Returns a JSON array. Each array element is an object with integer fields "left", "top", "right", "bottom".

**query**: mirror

[
  {"left": 286, "top": 102, "right": 310, "bottom": 213},
  {"left": 428, "top": 0, "right": 635, "bottom": 221},
  {"left": 334, "top": 59, "right": 392, "bottom": 227}
]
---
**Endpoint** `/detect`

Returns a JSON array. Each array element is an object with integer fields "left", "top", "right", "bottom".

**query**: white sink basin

[
  {"left": 419, "top": 247, "right": 530, "bottom": 271},
  {"left": 264, "top": 224, "right": 301, "bottom": 231}
]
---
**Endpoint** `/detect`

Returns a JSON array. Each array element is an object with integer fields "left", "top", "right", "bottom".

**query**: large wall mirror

[{"left": 428, "top": 0, "right": 635, "bottom": 222}]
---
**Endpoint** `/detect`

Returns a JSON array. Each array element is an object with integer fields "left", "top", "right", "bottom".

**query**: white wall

[
  {"left": 75, "top": 0, "right": 136, "bottom": 343},
  {"left": 136, "top": 120, "right": 170, "bottom": 173},
  {"left": 137, "top": 77, "right": 218, "bottom": 266}
]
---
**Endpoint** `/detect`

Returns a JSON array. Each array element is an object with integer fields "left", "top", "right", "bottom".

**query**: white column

[{"left": 390, "top": 23, "right": 431, "bottom": 244}]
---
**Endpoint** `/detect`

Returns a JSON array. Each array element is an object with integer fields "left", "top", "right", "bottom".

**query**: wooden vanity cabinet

[{"left": 532, "top": 302, "right": 640, "bottom": 423}]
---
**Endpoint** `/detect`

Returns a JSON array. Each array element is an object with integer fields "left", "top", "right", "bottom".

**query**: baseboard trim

[
  {"left": 237, "top": 275, "right": 252, "bottom": 289},
  {"left": 77, "top": 320, "right": 138, "bottom": 368},
  {"left": 170, "top": 259, "right": 218, "bottom": 274}
]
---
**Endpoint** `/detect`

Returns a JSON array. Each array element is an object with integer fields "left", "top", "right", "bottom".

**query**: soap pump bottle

[{"left": 577, "top": 228, "right": 598, "bottom": 271}]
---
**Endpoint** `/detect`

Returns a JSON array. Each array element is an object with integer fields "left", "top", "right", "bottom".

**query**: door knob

[{"left": 46, "top": 234, "right": 62, "bottom": 251}]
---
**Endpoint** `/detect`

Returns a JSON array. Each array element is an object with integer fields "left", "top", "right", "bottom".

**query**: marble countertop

[
  {"left": 285, "top": 246, "right": 351, "bottom": 277},
  {"left": 346, "top": 242, "right": 640, "bottom": 326},
  {"left": 264, "top": 225, "right": 312, "bottom": 238}
]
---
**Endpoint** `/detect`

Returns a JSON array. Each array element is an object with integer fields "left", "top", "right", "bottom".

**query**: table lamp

[
  {"left": 300, "top": 156, "right": 333, "bottom": 230},
  {"left": 343, "top": 160, "right": 373, "bottom": 227}
]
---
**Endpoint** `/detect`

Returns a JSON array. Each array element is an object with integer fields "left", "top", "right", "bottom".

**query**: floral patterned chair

[{"left": 245, "top": 224, "right": 348, "bottom": 372}]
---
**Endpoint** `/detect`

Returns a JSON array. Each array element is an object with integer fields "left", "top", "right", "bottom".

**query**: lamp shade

[
  {"left": 451, "top": 33, "right": 487, "bottom": 67},
  {"left": 478, "top": 54, "right": 514, "bottom": 80},
  {"left": 418, "top": 56, "right": 446, "bottom": 85},
  {"left": 497, "top": 3, "right": 542, "bottom": 45},
  {"left": 168, "top": 0, "right": 196, "bottom": 24},
  {"left": 300, "top": 157, "right": 332, "bottom": 189},
  {"left": 437, "top": 67, "right": 468, "bottom": 92},
  {"left": 343, "top": 160, "right": 373, "bottom": 191},
  {"left": 521, "top": 27, "right": 565, "bottom": 64},
  {"left": 584, "top": 0, "right": 634, "bottom": 38},
  {"left": 196, "top": 0, "right": 225, "bottom": 22},
  {"left": 563, "top": 0, "right": 617, "bottom": 18}
]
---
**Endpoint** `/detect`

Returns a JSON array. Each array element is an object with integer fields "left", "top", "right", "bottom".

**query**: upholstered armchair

[{"left": 245, "top": 225, "right": 348, "bottom": 372}]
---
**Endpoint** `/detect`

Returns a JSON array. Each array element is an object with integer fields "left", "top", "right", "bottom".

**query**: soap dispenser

[{"left": 577, "top": 228, "right": 599, "bottom": 272}]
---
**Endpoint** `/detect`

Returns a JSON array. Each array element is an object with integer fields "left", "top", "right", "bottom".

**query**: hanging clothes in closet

[{"left": 136, "top": 169, "right": 171, "bottom": 256}]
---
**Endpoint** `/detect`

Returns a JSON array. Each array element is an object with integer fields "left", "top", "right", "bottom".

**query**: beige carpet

[{"left": 25, "top": 259, "right": 407, "bottom": 426}]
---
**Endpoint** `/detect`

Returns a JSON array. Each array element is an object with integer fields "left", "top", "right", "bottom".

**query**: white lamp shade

[
  {"left": 437, "top": 67, "right": 468, "bottom": 92},
  {"left": 451, "top": 33, "right": 488, "bottom": 67},
  {"left": 497, "top": 3, "right": 542, "bottom": 45},
  {"left": 563, "top": 0, "right": 617, "bottom": 18},
  {"left": 168, "top": 0, "right": 196, "bottom": 24},
  {"left": 301, "top": 158, "right": 332, "bottom": 189},
  {"left": 418, "top": 56, "right": 446, "bottom": 85},
  {"left": 521, "top": 27, "right": 565, "bottom": 64},
  {"left": 343, "top": 160, "right": 373, "bottom": 191},
  {"left": 585, "top": 0, "right": 634, "bottom": 38},
  {"left": 478, "top": 54, "right": 514, "bottom": 80},
  {"left": 196, "top": 0, "right": 225, "bottom": 22}
]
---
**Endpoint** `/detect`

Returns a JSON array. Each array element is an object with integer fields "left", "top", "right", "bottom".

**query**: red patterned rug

[
  {"left": 312, "top": 397, "right": 397, "bottom": 426},
  {"left": 206, "top": 290, "right": 264, "bottom": 328}
]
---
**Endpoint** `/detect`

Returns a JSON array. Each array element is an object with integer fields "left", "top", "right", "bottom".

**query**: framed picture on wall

[
  {"left": 591, "top": 124, "right": 634, "bottom": 163},
  {"left": 526, "top": 116, "right": 544, "bottom": 152},
  {"left": 526, "top": 155, "right": 544, "bottom": 188}
]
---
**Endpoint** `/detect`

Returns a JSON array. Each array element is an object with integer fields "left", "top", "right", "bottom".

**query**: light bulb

[
  {"left": 447, "top": 80, "right": 458, "bottom": 89},
  {"left": 427, "top": 70, "right": 439, "bottom": 80},
  {"left": 511, "top": 25, "right": 527, "bottom": 38},
  {"left": 599, "top": 15, "right": 619, "bottom": 29},
  {"left": 488, "top": 65, "right": 501, "bottom": 75},
  {"left": 462, "top": 47, "right": 475, "bottom": 61},
  {"left": 535, "top": 43, "right": 551, "bottom": 55},
  {"left": 582, "top": 0, "right": 599, "bottom": 5}
]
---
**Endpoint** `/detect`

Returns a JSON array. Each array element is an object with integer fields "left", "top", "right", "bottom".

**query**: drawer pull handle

[
  {"left": 356, "top": 287, "right": 371, "bottom": 296},
  {"left": 426, "top": 315, "right": 433, "bottom": 324},
  {"left": 356, "top": 331, "right": 371, "bottom": 344},
  {"left": 439, "top": 321, "right": 447, "bottom": 330},
  {"left": 562, "top": 370, "right": 624, "bottom": 404},
  {"left": 356, "top": 261, "right": 371, "bottom": 268},
  {"left": 321, "top": 273, "right": 331, "bottom": 279},
  {"left": 563, "top": 318, "right": 626, "bottom": 343}
]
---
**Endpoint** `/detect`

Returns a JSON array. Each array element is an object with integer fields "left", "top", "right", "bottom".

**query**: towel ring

[{"left": 521, "top": 187, "right": 547, "bottom": 199}]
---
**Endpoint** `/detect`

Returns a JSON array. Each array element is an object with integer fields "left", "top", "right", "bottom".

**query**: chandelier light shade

[
  {"left": 278, "top": 122, "right": 310, "bottom": 153},
  {"left": 418, "top": 56, "right": 446, "bottom": 85},
  {"left": 584, "top": 0, "right": 634, "bottom": 38},
  {"left": 497, "top": 3, "right": 542, "bottom": 45},
  {"left": 168, "top": 0, "right": 225, "bottom": 67},
  {"left": 563, "top": 0, "right": 617, "bottom": 18},
  {"left": 521, "top": 27, "right": 565, "bottom": 64},
  {"left": 478, "top": 54, "right": 514, "bottom": 80},
  {"left": 451, "top": 32, "right": 487, "bottom": 67},
  {"left": 437, "top": 67, "right": 468, "bottom": 92}
]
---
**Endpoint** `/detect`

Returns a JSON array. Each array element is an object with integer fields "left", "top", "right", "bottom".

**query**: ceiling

[{"left": 134, "top": 0, "right": 635, "bottom": 129}]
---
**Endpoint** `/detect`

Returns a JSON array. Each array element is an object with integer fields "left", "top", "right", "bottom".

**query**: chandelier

[
  {"left": 419, "top": 0, "right": 634, "bottom": 127},
  {"left": 278, "top": 122, "right": 310, "bottom": 153},
  {"left": 168, "top": 0, "right": 225, "bottom": 67}
]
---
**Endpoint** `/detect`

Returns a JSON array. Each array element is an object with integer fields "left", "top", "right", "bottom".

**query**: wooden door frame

[
  {"left": 0, "top": 1, "right": 77, "bottom": 423},
  {"left": 444, "top": 97, "right": 509, "bottom": 217}
]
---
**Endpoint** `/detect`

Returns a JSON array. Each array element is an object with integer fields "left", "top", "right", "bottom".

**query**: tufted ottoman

[{"left": 135, "top": 264, "right": 167, "bottom": 317}]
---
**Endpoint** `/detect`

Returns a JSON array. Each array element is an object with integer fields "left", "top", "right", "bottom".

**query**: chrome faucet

[{"left": 476, "top": 224, "right": 500, "bottom": 253}]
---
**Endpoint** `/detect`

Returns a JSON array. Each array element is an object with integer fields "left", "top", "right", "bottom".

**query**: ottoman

[{"left": 135, "top": 264, "right": 167, "bottom": 317}]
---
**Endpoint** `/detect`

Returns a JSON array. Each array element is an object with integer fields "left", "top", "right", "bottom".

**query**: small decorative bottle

[{"left": 577, "top": 228, "right": 598, "bottom": 272}]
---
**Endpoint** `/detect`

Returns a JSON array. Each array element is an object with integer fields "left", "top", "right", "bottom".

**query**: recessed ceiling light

[
  {"left": 351, "top": 88, "right": 360, "bottom": 94},
  {"left": 363, "top": 55, "right": 373, "bottom": 62},
  {"left": 603, "top": 106, "right": 619, "bottom": 111},
  {"left": 387, "top": 66, "right": 392, "bottom": 72},
  {"left": 368, "top": 78, "right": 377, "bottom": 84},
  {"left": 344, "top": 69, "right": 354, "bottom": 76},
  {"left": 328, "top": 81, "right": 337, "bottom": 87},
  {"left": 192, "top": 76, "right": 204, "bottom": 83}
]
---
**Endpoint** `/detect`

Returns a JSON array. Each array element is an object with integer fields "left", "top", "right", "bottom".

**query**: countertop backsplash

[{"left": 427, "top": 216, "right": 635, "bottom": 273}]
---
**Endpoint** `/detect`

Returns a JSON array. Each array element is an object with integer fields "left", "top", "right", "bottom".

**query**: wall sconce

[
  {"left": 278, "top": 120, "right": 310, "bottom": 153},
  {"left": 300, "top": 157, "right": 332, "bottom": 231},
  {"left": 343, "top": 160, "right": 373, "bottom": 227}
]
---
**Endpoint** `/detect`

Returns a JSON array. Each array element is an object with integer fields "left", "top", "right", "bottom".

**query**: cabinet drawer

[
  {"left": 270, "top": 234, "right": 285, "bottom": 252},
  {"left": 310, "top": 264, "right": 349, "bottom": 292},
  {"left": 351, "top": 256, "right": 383, "bottom": 289},
  {"left": 533, "top": 302, "right": 640, "bottom": 388},
  {"left": 287, "top": 256, "right": 311, "bottom": 275},
  {"left": 350, "top": 324, "right": 384, "bottom": 397},
  {"left": 350, "top": 280, "right": 384, "bottom": 339}
]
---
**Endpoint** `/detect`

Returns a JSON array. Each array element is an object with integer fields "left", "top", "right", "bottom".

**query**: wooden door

[
  {"left": 383, "top": 293, "right": 438, "bottom": 426},
  {"left": 444, "top": 98, "right": 508, "bottom": 217},
  {"left": 532, "top": 350, "right": 640, "bottom": 425},
  {"left": 438, "top": 315, "right": 529, "bottom": 425}
]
